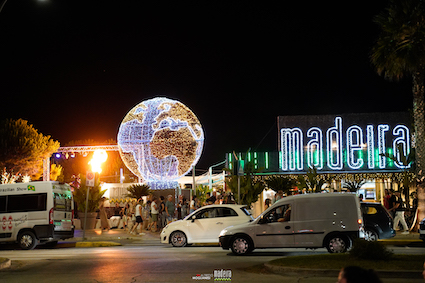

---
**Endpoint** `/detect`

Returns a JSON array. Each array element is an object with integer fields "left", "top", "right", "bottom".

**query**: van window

[
  {"left": 0, "top": 196, "right": 6, "bottom": 212},
  {"left": 263, "top": 204, "right": 291, "bottom": 223},
  {"left": 54, "top": 192, "right": 72, "bottom": 211},
  {"left": 7, "top": 193, "right": 47, "bottom": 212}
]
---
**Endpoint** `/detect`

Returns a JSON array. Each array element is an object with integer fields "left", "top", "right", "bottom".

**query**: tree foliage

[
  {"left": 297, "top": 166, "right": 329, "bottom": 193},
  {"left": 225, "top": 161, "right": 265, "bottom": 207},
  {"left": 342, "top": 180, "right": 366, "bottom": 193},
  {"left": 195, "top": 184, "right": 211, "bottom": 205},
  {"left": 0, "top": 119, "right": 60, "bottom": 179},
  {"left": 126, "top": 184, "right": 151, "bottom": 199},
  {"left": 265, "top": 175, "right": 295, "bottom": 195},
  {"left": 72, "top": 175, "right": 107, "bottom": 212},
  {"left": 371, "top": 0, "right": 425, "bottom": 221}
]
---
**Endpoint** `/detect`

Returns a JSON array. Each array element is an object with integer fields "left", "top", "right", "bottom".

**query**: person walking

[
  {"left": 393, "top": 191, "right": 410, "bottom": 234},
  {"left": 99, "top": 197, "right": 110, "bottom": 231},
  {"left": 130, "top": 199, "right": 144, "bottom": 235}
]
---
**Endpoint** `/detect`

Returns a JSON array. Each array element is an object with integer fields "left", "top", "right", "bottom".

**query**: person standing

[
  {"left": 150, "top": 197, "right": 159, "bottom": 232},
  {"left": 99, "top": 197, "right": 110, "bottom": 231},
  {"left": 383, "top": 189, "right": 391, "bottom": 210},
  {"left": 165, "top": 195, "right": 175, "bottom": 223},
  {"left": 158, "top": 196, "right": 166, "bottom": 230},
  {"left": 190, "top": 195, "right": 197, "bottom": 214},
  {"left": 393, "top": 191, "right": 409, "bottom": 234}
]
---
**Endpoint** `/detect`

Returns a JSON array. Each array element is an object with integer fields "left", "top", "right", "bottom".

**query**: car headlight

[
  {"left": 161, "top": 225, "right": 168, "bottom": 234},
  {"left": 219, "top": 229, "right": 228, "bottom": 237}
]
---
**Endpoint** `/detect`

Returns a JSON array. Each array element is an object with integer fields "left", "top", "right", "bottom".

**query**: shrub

[{"left": 349, "top": 239, "right": 393, "bottom": 260}]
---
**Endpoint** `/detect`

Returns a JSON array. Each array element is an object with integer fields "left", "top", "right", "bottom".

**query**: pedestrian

[
  {"left": 150, "top": 197, "right": 159, "bottom": 232},
  {"left": 272, "top": 190, "right": 284, "bottom": 204},
  {"left": 110, "top": 202, "right": 122, "bottom": 229},
  {"left": 122, "top": 202, "right": 130, "bottom": 230},
  {"left": 392, "top": 191, "right": 410, "bottom": 234},
  {"left": 383, "top": 189, "right": 391, "bottom": 210},
  {"left": 142, "top": 200, "right": 151, "bottom": 231},
  {"left": 165, "top": 195, "right": 175, "bottom": 223},
  {"left": 190, "top": 195, "right": 197, "bottom": 214},
  {"left": 130, "top": 199, "right": 144, "bottom": 235},
  {"left": 264, "top": 198, "right": 271, "bottom": 210},
  {"left": 159, "top": 195, "right": 166, "bottom": 230},
  {"left": 388, "top": 189, "right": 397, "bottom": 218},
  {"left": 337, "top": 266, "right": 382, "bottom": 283},
  {"left": 99, "top": 197, "right": 110, "bottom": 231},
  {"left": 181, "top": 197, "right": 188, "bottom": 219}
]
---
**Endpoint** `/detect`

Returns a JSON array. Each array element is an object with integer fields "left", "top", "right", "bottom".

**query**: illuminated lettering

[
  {"left": 378, "top": 125, "right": 389, "bottom": 169},
  {"left": 326, "top": 117, "right": 343, "bottom": 170},
  {"left": 393, "top": 125, "right": 411, "bottom": 169},
  {"left": 277, "top": 115, "right": 411, "bottom": 173},
  {"left": 346, "top": 125, "right": 364, "bottom": 169},
  {"left": 281, "top": 128, "right": 303, "bottom": 170},
  {"left": 307, "top": 127, "right": 323, "bottom": 169},
  {"left": 367, "top": 125, "right": 375, "bottom": 169}
]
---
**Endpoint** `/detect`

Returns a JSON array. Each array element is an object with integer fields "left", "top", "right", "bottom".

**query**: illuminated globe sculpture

[{"left": 117, "top": 97, "right": 204, "bottom": 190}]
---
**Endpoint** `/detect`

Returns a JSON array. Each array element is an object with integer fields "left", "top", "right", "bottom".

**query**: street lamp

[
  {"left": 83, "top": 150, "right": 108, "bottom": 240},
  {"left": 89, "top": 150, "right": 108, "bottom": 174}
]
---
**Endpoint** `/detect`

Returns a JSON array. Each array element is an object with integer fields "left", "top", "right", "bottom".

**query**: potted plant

[{"left": 72, "top": 175, "right": 107, "bottom": 229}]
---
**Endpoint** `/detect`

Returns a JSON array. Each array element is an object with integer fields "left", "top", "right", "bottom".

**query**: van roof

[{"left": 276, "top": 192, "right": 357, "bottom": 202}]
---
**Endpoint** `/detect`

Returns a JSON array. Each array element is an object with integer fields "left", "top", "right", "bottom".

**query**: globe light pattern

[{"left": 117, "top": 97, "right": 204, "bottom": 189}]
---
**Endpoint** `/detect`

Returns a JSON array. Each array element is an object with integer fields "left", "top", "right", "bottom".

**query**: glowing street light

[{"left": 88, "top": 150, "right": 108, "bottom": 174}]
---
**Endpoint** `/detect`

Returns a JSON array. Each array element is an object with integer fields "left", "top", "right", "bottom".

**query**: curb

[
  {"left": 75, "top": 241, "right": 122, "bottom": 248},
  {"left": 0, "top": 258, "right": 11, "bottom": 270},
  {"left": 263, "top": 264, "right": 423, "bottom": 279}
]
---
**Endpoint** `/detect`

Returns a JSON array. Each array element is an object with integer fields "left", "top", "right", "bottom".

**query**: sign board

[
  {"left": 86, "top": 171, "right": 95, "bottom": 187},
  {"left": 278, "top": 112, "right": 411, "bottom": 173}
]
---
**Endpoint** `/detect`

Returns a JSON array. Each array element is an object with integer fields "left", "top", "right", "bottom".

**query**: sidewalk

[
  {"left": 379, "top": 230, "right": 423, "bottom": 246},
  {"left": 62, "top": 227, "right": 162, "bottom": 248}
]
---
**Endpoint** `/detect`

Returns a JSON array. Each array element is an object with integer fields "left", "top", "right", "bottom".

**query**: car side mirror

[{"left": 191, "top": 215, "right": 196, "bottom": 222}]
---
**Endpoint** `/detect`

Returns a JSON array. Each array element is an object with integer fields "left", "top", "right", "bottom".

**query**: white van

[
  {"left": 219, "top": 193, "right": 364, "bottom": 255},
  {"left": 0, "top": 181, "right": 74, "bottom": 249}
]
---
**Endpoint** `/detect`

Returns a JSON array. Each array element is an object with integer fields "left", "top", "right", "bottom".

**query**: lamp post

[{"left": 82, "top": 150, "right": 108, "bottom": 240}]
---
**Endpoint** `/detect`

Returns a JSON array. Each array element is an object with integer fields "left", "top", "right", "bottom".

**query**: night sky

[{"left": 0, "top": 1, "right": 413, "bottom": 173}]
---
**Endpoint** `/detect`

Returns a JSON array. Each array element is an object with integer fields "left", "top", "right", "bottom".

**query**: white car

[{"left": 161, "top": 204, "right": 253, "bottom": 247}]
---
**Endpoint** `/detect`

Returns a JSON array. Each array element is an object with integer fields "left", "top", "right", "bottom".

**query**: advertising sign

[{"left": 277, "top": 112, "right": 411, "bottom": 173}]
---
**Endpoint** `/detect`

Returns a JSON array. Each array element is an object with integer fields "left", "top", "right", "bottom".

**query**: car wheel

[
  {"left": 230, "top": 236, "right": 252, "bottom": 255},
  {"left": 18, "top": 231, "right": 38, "bottom": 250},
  {"left": 170, "top": 231, "right": 187, "bottom": 247},
  {"left": 364, "top": 229, "right": 378, "bottom": 241},
  {"left": 325, "top": 235, "right": 349, "bottom": 253}
]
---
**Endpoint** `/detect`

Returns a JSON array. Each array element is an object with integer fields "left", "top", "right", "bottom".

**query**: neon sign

[{"left": 279, "top": 114, "right": 411, "bottom": 173}]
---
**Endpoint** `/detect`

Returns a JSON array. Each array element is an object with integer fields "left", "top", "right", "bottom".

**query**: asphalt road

[{"left": 1, "top": 244, "right": 424, "bottom": 283}]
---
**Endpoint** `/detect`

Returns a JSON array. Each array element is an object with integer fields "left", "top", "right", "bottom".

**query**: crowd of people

[{"left": 98, "top": 191, "right": 237, "bottom": 235}]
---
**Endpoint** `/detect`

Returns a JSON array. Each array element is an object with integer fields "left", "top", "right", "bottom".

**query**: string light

[{"left": 117, "top": 97, "right": 204, "bottom": 189}]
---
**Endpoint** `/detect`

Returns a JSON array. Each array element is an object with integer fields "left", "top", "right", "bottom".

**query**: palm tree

[
  {"left": 342, "top": 180, "right": 366, "bottom": 193},
  {"left": 371, "top": 0, "right": 425, "bottom": 221},
  {"left": 126, "top": 184, "right": 151, "bottom": 199},
  {"left": 265, "top": 175, "right": 295, "bottom": 195}
]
